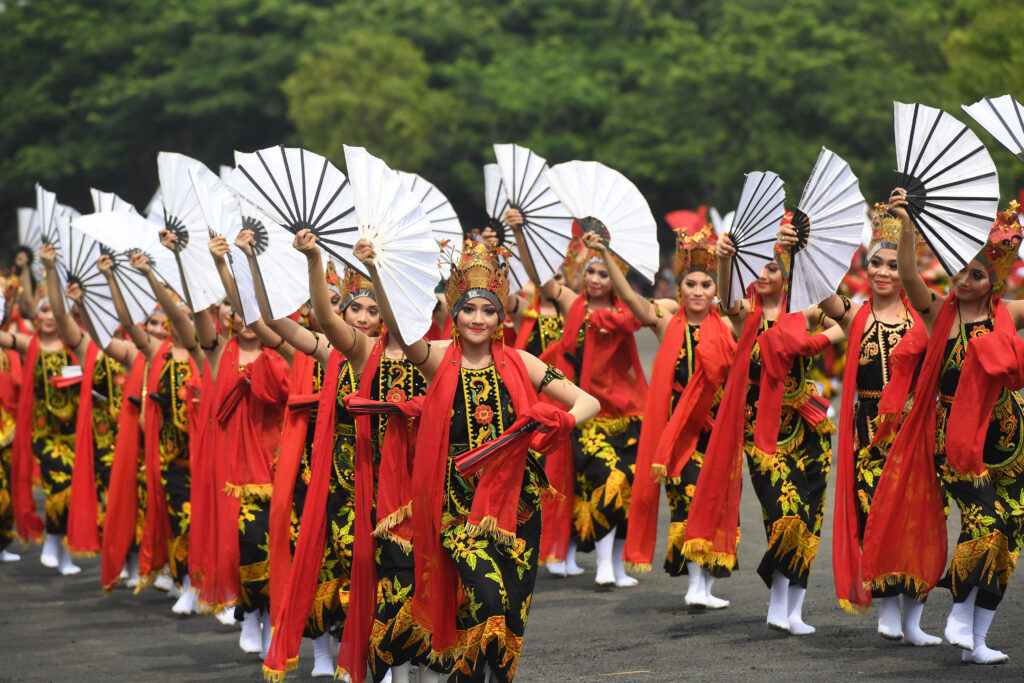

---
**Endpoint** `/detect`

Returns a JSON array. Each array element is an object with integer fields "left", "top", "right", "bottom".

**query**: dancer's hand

[
  {"left": 354, "top": 238, "right": 376, "bottom": 265},
  {"left": 292, "top": 229, "right": 319, "bottom": 257}
]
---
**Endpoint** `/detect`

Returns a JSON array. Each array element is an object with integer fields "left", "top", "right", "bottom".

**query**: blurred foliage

[{"left": 1, "top": 0, "right": 1022, "bottom": 263}]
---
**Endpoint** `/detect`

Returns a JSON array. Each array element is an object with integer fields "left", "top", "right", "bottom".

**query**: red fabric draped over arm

[
  {"left": 12, "top": 337, "right": 44, "bottom": 542},
  {"left": 138, "top": 340, "right": 174, "bottom": 582},
  {"left": 67, "top": 343, "right": 102, "bottom": 555},
  {"left": 100, "top": 353, "right": 147, "bottom": 592}
]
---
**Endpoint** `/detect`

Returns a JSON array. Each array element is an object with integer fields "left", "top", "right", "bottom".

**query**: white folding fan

[
  {"left": 962, "top": 95, "right": 1024, "bottom": 164},
  {"left": 543, "top": 160, "right": 659, "bottom": 284},
  {"left": 187, "top": 167, "right": 260, "bottom": 325},
  {"left": 398, "top": 171, "right": 462, "bottom": 276},
  {"left": 90, "top": 189, "right": 138, "bottom": 215},
  {"left": 154, "top": 152, "right": 228, "bottom": 311},
  {"left": 56, "top": 215, "right": 159, "bottom": 350},
  {"left": 492, "top": 144, "right": 575, "bottom": 289},
  {"left": 481, "top": 162, "right": 525, "bottom": 284},
  {"left": 786, "top": 147, "right": 866, "bottom": 312},
  {"left": 344, "top": 145, "right": 437, "bottom": 344},
  {"left": 721, "top": 171, "right": 786, "bottom": 307},
  {"left": 894, "top": 101, "right": 999, "bottom": 276},
  {"left": 226, "top": 145, "right": 363, "bottom": 274},
  {"left": 73, "top": 209, "right": 184, "bottom": 302},
  {"left": 34, "top": 184, "right": 79, "bottom": 283},
  {"left": 236, "top": 198, "right": 316, "bottom": 320}
]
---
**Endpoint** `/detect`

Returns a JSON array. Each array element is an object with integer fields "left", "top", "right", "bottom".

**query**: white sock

[
  {"left": 216, "top": 606, "right": 237, "bottom": 626},
  {"left": 390, "top": 663, "right": 411, "bottom": 683},
  {"left": 239, "top": 610, "right": 262, "bottom": 654},
  {"left": 126, "top": 551, "right": 140, "bottom": 588},
  {"left": 702, "top": 570, "right": 729, "bottom": 609},
  {"left": 310, "top": 633, "right": 334, "bottom": 677},
  {"left": 787, "top": 584, "right": 815, "bottom": 635},
  {"left": 945, "top": 587, "right": 977, "bottom": 649},
  {"left": 545, "top": 558, "right": 567, "bottom": 577},
  {"left": 684, "top": 561, "right": 705, "bottom": 605},
  {"left": 153, "top": 565, "right": 174, "bottom": 592},
  {"left": 766, "top": 571, "right": 789, "bottom": 630},
  {"left": 418, "top": 665, "right": 442, "bottom": 683},
  {"left": 876, "top": 596, "right": 902, "bottom": 640},
  {"left": 594, "top": 529, "right": 616, "bottom": 586},
  {"left": 2, "top": 548, "right": 22, "bottom": 562},
  {"left": 565, "top": 540, "right": 584, "bottom": 575},
  {"left": 963, "top": 606, "right": 1008, "bottom": 664},
  {"left": 171, "top": 576, "right": 197, "bottom": 614},
  {"left": 611, "top": 537, "right": 637, "bottom": 587},
  {"left": 40, "top": 533, "right": 60, "bottom": 568},
  {"left": 901, "top": 597, "right": 940, "bottom": 646},
  {"left": 57, "top": 542, "right": 81, "bottom": 576}
]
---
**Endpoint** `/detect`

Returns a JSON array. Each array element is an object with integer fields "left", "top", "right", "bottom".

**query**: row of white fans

[{"left": 13, "top": 96, "right": 1024, "bottom": 346}]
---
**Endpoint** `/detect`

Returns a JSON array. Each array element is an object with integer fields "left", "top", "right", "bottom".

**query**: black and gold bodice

[
  {"left": 523, "top": 307, "right": 564, "bottom": 357},
  {"left": 748, "top": 318, "right": 811, "bottom": 398},
  {"left": 670, "top": 323, "right": 701, "bottom": 409},
  {"left": 92, "top": 354, "right": 126, "bottom": 449},
  {"left": 448, "top": 365, "right": 516, "bottom": 457},
  {"left": 332, "top": 360, "right": 359, "bottom": 486},
  {"left": 856, "top": 318, "right": 912, "bottom": 396},
  {"left": 936, "top": 319, "right": 1024, "bottom": 467},
  {"left": 368, "top": 355, "right": 427, "bottom": 456},
  {"left": 33, "top": 348, "right": 78, "bottom": 424},
  {"left": 156, "top": 357, "right": 193, "bottom": 464}
]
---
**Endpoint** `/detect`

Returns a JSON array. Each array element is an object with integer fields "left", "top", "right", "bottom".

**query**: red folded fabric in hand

[{"left": 527, "top": 402, "right": 576, "bottom": 453}]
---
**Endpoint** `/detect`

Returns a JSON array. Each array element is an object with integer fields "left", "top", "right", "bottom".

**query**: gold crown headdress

[
  {"left": 868, "top": 202, "right": 902, "bottom": 259},
  {"left": 339, "top": 265, "right": 375, "bottom": 311},
  {"left": 673, "top": 222, "right": 717, "bottom": 280},
  {"left": 444, "top": 242, "right": 509, "bottom": 319},
  {"left": 324, "top": 260, "right": 343, "bottom": 299},
  {"left": 977, "top": 201, "right": 1023, "bottom": 298}
]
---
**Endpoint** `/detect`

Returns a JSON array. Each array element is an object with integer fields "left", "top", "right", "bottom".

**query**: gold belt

[
  {"left": 939, "top": 393, "right": 955, "bottom": 403},
  {"left": 857, "top": 390, "right": 882, "bottom": 399}
]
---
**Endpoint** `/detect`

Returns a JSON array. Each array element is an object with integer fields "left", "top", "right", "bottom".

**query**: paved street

[{"left": 2, "top": 333, "right": 1022, "bottom": 681}]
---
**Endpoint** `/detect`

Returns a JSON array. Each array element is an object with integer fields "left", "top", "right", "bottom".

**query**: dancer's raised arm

[
  {"left": 39, "top": 243, "right": 89, "bottom": 360},
  {"left": 130, "top": 251, "right": 203, "bottom": 366},
  {"left": 97, "top": 254, "right": 161, "bottom": 359},
  {"left": 293, "top": 230, "right": 373, "bottom": 371},
  {"left": 504, "top": 209, "right": 576, "bottom": 315},
  {"left": 890, "top": 187, "right": 940, "bottom": 328},
  {"left": 582, "top": 231, "right": 674, "bottom": 336}
]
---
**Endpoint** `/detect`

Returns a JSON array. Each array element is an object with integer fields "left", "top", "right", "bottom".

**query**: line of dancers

[{"left": 1, "top": 169, "right": 1023, "bottom": 683}]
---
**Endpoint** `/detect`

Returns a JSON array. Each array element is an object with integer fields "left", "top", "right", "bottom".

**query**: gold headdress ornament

[
  {"left": 339, "top": 265, "right": 375, "bottom": 311},
  {"left": 868, "top": 202, "right": 902, "bottom": 259},
  {"left": 324, "top": 260, "right": 343, "bottom": 298},
  {"left": 444, "top": 242, "right": 509, "bottom": 319},
  {"left": 673, "top": 222, "right": 717, "bottom": 280},
  {"left": 977, "top": 200, "right": 1023, "bottom": 298}
]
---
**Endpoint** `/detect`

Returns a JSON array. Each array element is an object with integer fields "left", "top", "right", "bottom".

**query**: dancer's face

[
  {"left": 35, "top": 302, "right": 57, "bottom": 333},
  {"left": 867, "top": 248, "right": 900, "bottom": 298},
  {"left": 952, "top": 259, "right": 992, "bottom": 303},
  {"left": 146, "top": 311, "right": 170, "bottom": 341},
  {"left": 755, "top": 261, "right": 783, "bottom": 296},
  {"left": 329, "top": 291, "right": 343, "bottom": 318},
  {"left": 343, "top": 296, "right": 380, "bottom": 335},
  {"left": 679, "top": 271, "right": 716, "bottom": 316},
  {"left": 456, "top": 297, "right": 500, "bottom": 345},
  {"left": 584, "top": 262, "right": 611, "bottom": 299}
]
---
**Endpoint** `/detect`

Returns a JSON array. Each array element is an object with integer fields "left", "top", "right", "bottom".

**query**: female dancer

[
  {"left": 98, "top": 258, "right": 171, "bottom": 593},
  {"left": 618, "top": 223, "right": 736, "bottom": 608},
  {"left": 38, "top": 244, "right": 134, "bottom": 560},
  {"left": 683, "top": 222, "right": 844, "bottom": 634},
  {"left": 800, "top": 207, "right": 938, "bottom": 644},
  {"left": 505, "top": 210, "right": 647, "bottom": 587},
  {"left": 125, "top": 250, "right": 203, "bottom": 612},
  {"left": 357, "top": 237, "right": 599, "bottom": 682},
  {"left": 237, "top": 230, "right": 366, "bottom": 678},
  {"left": 862, "top": 193, "right": 1024, "bottom": 664}
]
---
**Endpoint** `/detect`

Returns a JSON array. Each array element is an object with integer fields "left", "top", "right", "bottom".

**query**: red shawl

[
  {"left": 188, "top": 359, "right": 216, "bottom": 596},
  {"left": 411, "top": 343, "right": 540, "bottom": 659},
  {"left": 861, "top": 297, "right": 970, "bottom": 594},
  {"left": 513, "top": 297, "right": 542, "bottom": 350},
  {"left": 947, "top": 303, "right": 1020, "bottom": 481},
  {"left": 66, "top": 343, "right": 102, "bottom": 555},
  {"left": 751, "top": 312, "right": 831, "bottom": 459},
  {"left": 138, "top": 340, "right": 179, "bottom": 581},
  {"left": 264, "top": 350, "right": 345, "bottom": 680},
  {"left": 337, "top": 336, "right": 388, "bottom": 683},
  {"left": 11, "top": 336, "right": 45, "bottom": 542},
  {"left": 268, "top": 350, "right": 316, "bottom": 625},
  {"left": 623, "top": 309, "right": 735, "bottom": 572},
  {"left": 682, "top": 296, "right": 764, "bottom": 569},
  {"left": 832, "top": 299, "right": 923, "bottom": 612},
  {"left": 100, "top": 353, "right": 147, "bottom": 592}
]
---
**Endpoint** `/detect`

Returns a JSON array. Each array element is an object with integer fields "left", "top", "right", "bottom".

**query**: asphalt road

[{"left": 2, "top": 333, "right": 1022, "bottom": 681}]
